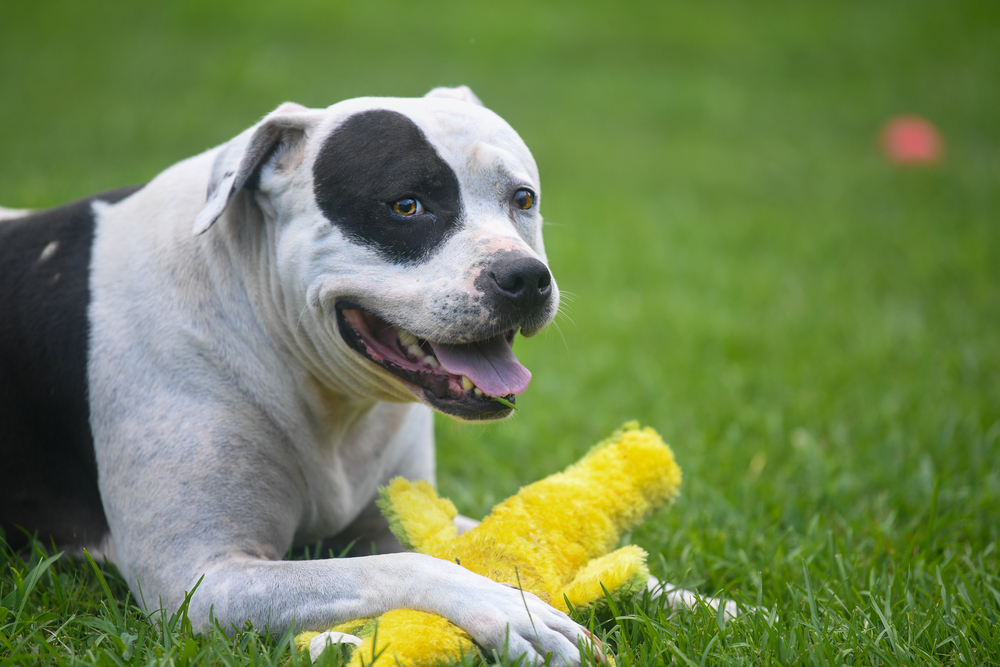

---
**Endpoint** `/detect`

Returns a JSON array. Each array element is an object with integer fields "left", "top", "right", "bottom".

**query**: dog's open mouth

[{"left": 336, "top": 305, "right": 531, "bottom": 419}]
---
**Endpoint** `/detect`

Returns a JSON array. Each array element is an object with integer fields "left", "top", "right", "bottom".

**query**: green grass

[{"left": 2, "top": 0, "right": 999, "bottom": 664}]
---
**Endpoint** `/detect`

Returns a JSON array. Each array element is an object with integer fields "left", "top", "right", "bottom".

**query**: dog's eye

[
  {"left": 392, "top": 198, "right": 424, "bottom": 216},
  {"left": 513, "top": 189, "right": 535, "bottom": 210}
]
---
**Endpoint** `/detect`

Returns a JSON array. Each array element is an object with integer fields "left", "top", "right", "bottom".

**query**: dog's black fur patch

[
  {"left": 313, "top": 110, "right": 463, "bottom": 265},
  {"left": 0, "top": 185, "right": 142, "bottom": 551}
]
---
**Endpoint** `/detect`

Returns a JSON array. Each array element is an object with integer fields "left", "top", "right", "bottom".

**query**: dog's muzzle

[{"left": 336, "top": 254, "right": 556, "bottom": 421}]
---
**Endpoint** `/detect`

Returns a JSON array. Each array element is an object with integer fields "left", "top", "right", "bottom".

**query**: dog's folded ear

[
  {"left": 424, "top": 86, "right": 484, "bottom": 107},
  {"left": 193, "top": 102, "right": 318, "bottom": 235}
]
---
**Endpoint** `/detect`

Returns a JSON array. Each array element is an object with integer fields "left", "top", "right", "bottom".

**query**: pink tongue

[{"left": 430, "top": 337, "right": 532, "bottom": 397}]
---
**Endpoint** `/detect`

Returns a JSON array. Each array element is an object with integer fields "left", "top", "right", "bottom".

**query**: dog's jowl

[{"left": 0, "top": 87, "right": 595, "bottom": 665}]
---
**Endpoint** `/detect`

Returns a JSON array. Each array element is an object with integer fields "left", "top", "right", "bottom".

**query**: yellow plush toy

[{"left": 295, "top": 422, "right": 682, "bottom": 666}]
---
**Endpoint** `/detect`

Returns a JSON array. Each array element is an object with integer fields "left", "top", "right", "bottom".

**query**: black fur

[
  {"left": 0, "top": 185, "right": 142, "bottom": 551},
  {"left": 313, "top": 110, "right": 463, "bottom": 265}
]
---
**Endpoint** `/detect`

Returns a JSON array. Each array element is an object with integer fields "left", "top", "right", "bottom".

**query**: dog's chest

[{"left": 293, "top": 392, "right": 434, "bottom": 541}]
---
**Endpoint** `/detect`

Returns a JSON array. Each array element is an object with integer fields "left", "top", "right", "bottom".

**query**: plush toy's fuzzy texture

[{"left": 295, "top": 422, "right": 681, "bottom": 667}]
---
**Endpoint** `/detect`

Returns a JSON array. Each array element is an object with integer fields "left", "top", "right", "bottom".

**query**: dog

[{"left": 0, "top": 86, "right": 734, "bottom": 665}]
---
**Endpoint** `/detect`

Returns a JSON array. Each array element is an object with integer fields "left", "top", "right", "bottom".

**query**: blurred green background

[{"left": 2, "top": 0, "right": 998, "bottom": 604}]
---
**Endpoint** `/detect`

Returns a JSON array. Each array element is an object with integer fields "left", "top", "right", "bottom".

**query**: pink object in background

[{"left": 880, "top": 115, "right": 943, "bottom": 165}]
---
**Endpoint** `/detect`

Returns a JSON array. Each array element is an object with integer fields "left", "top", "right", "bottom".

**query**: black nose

[{"left": 488, "top": 255, "right": 552, "bottom": 313}]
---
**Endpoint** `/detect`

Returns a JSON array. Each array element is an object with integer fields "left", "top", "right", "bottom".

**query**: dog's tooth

[
  {"left": 425, "top": 356, "right": 440, "bottom": 369},
  {"left": 407, "top": 344, "right": 423, "bottom": 359},
  {"left": 398, "top": 330, "right": 418, "bottom": 347},
  {"left": 461, "top": 376, "right": 474, "bottom": 391},
  {"left": 473, "top": 387, "right": 483, "bottom": 397}
]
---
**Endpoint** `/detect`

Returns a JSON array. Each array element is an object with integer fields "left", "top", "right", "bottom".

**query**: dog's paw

[
  {"left": 647, "top": 576, "right": 745, "bottom": 619},
  {"left": 308, "top": 631, "right": 362, "bottom": 661},
  {"left": 442, "top": 572, "right": 596, "bottom": 666}
]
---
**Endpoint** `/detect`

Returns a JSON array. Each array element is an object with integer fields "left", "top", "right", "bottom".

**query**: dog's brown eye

[
  {"left": 392, "top": 198, "right": 424, "bottom": 216},
  {"left": 513, "top": 189, "right": 535, "bottom": 210}
]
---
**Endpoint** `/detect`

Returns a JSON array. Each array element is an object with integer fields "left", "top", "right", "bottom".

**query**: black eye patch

[{"left": 312, "top": 109, "right": 463, "bottom": 265}]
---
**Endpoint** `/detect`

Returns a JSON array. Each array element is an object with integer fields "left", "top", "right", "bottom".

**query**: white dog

[{"left": 0, "top": 86, "right": 732, "bottom": 666}]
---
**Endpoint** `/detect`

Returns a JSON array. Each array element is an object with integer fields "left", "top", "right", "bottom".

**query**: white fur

[
  {"left": 85, "top": 88, "right": 587, "bottom": 665},
  {"left": 12, "top": 87, "right": 737, "bottom": 666},
  {"left": 0, "top": 206, "right": 31, "bottom": 221},
  {"left": 310, "top": 631, "right": 363, "bottom": 661}
]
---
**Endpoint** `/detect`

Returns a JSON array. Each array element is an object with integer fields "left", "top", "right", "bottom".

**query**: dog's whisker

[
  {"left": 556, "top": 301, "right": 576, "bottom": 317},
  {"left": 557, "top": 289, "right": 578, "bottom": 303},
  {"left": 295, "top": 304, "right": 312, "bottom": 334},
  {"left": 549, "top": 320, "right": 571, "bottom": 353},
  {"left": 555, "top": 303, "right": 577, "bottom": 329}
]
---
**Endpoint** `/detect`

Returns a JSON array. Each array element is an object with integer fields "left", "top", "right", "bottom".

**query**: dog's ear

[
  {"left": 193, "top": 102, "right": 316, "bottom": 235},
  {"left": 424, "top": 85, "right": 484, "bottom": 107}
]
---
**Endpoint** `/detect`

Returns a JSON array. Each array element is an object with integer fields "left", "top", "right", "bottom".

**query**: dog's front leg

[
  {"left": 93, "top": 390, "right": 591, "bottom": 664},
  {"left": 646, "top": 576, "right": 741, "bottom": 618},
  {"left": 187, "top": 552, "right": 592, "bottom": 666}
]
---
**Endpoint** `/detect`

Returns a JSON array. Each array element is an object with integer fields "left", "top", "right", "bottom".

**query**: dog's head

[{"left": 194, "top": 87, "right": 558, "bottom": 420}]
